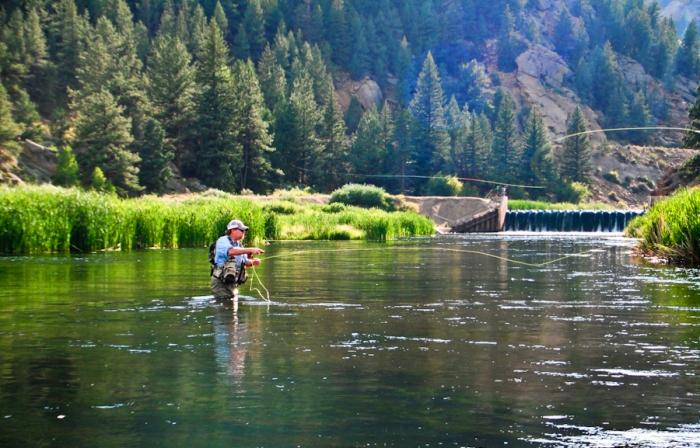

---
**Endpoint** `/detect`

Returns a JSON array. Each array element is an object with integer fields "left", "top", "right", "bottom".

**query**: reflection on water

[{"left": 0, "top": 236, "right": 699, "bottom": 447}]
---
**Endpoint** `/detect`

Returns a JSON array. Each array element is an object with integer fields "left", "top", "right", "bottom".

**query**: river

[{"left": 1, "top": 235, "right": 699, "bottom": 447}]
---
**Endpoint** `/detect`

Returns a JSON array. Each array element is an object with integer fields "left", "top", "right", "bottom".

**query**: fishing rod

[
  {"left": 347, "top": 173, "right": 545, "bottom": 189},
  {"left": 554, "top": 126, "right": 700, "bottom": 142}
]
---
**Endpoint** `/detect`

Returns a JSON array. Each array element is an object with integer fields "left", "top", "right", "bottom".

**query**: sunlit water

[{"left": 1, "top": 235, "right": 699, "bottom": 447}]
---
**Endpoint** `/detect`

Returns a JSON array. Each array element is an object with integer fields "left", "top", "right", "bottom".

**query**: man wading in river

[{"left": 211, "top": 220, "right": 264, "bottom": 305}]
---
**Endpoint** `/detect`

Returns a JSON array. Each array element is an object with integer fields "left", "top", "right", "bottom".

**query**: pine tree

[
  {"left": 0, "top": 83, "right": 21, "bottom": 153},
  {"left": 72, "top": 89, "right": 141, "bottom": 195},
  {"left": 521, "top": 109, "right": 551, "bottom": 185},
  {"left": 189, "top": 5, "right": 208, "bottom": 54},
  {"left": 174, "top": 1, "right": 190, "bottom": 45},
  {"left": 409, "top": 52, "right": 450, "bottom": 174},
  {"left": 395, "top": 36, "right": 413, "bottom": 105},
  {"left": 626, "top": 92, "right": 652, "bottom": 144},
  {"left": 349, "top": 15, "right": 369, "bottom": 80},
  {"left": 52, "top": 145, "right": 80, "bottom": 187},
  {"left": 676, "top": 20, "right": 700, "bottom": 78},
  {"left": 158, "top": 0, "right": 177, "bottom": 37},
  {"left": 648, "top": 17, "right": 677, "bottom": 79},
  {"left": 74, "top": 15, "right": 150, "bottom": 143},
  {"left": 190, "top": 21, "right": 240, "bottom": 189},
  {"left": 49, "top": 0, "right": 86, "bottom": 104},
  {"left": 136, "top": 118, "right": 173, "bottom": 194},
  {"left": 445, "top": 96, "right": 466, "bottom": 174},
  {"left": 559, "top": 107, "right": 592, "bottom": 183},
  {"left": 497, "top": 6, "right": 520, "bottom": 72},
  {"left": 463, "top": 113, "right": 491, "bottom": 179},
  {"left": 624, "top": 7, "right": 652, "bottom": 66},
  {"left": 23, "top": 7, "right": 49, "bottom": 105},
  {"left": 11, "top": 86, "right": 41, "bottom": 139},
  {"left": 232, "top": 59, "right": 274, "bottom": 192},
  {"left": 391, "top": 108, "right": 415, "bottom": 193},
  {"left": 233, "top": 25, "right": 251, "bottom": 59},
  {"left": 146, "top": 34, "right": 196, "bottom": 170},
  {"left": 275, "top": 72, "right": 322, "bottom": 186},
  {"left": 257, "top": 44, "right": 287, "bottom": 111},
  {"left": 349, "top": 106, "right": 385, "bottom": 177},
  {"left": 490, "top": 90, "right": 520, "bottom": 181},
  {"left": 458, "top": 59, "right": 492, "bottom": 113},
  {"left": 327, "top": 0, "right": 351, "bottom": 67},
  {"left": 412, "top": 0, "right": 438, "bottom": 54},
  {"left": 683, "top": 85, "right": 700, "bottom": 148},
  {"left": 244, "top": 0, "right": 266, "bottom": 61},
  {"left": 317, "top": 80, "right": 348, "bottom": 190},
  {"left": 213, "top": 1, "right": 229, "bottom": 40},
  {"left": 2, "top": 8, "right": 28, "bottom": 86},
  {"left": 345, "top": 96, "right": 363, "bottom": 134}
]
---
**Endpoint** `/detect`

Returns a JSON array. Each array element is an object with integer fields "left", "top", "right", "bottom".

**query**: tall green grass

[
  {"left": 0, "top": 186, "right": 435, "bottom": 254},
  {"left": 275, "top": 205, "right": 434, "bottom": 241},
  {"left": 625, "top": 187, "right": 700, "bottom": 265},
  {"left": 0, "top": 185, "right": 265, "bottom": 254}
]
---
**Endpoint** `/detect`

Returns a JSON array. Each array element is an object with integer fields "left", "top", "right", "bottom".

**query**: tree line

[{"left": 0, "top": 0, "right": 698, "bottom": 199}]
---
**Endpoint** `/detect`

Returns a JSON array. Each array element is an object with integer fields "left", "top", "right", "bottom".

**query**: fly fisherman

[{"left": 211, "top": 219, "right": 264, "bottom": 303}]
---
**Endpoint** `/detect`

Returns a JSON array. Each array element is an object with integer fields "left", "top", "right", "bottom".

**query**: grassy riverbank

[
  {"left": 625, "top": 188, "right": 700, "bottom": 266},
  {"left": 0, "top": 186, "right": 434, "bottom": 254},
  {"left": 508, "top": 199, "right": 614, "bottom": 210}
]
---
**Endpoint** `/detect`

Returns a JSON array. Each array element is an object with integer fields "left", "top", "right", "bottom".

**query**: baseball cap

[{"left": 226, "top": 219, "right": 249, "bottom": 231}]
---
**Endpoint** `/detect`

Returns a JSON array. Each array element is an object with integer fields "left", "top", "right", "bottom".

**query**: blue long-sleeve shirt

[{"left": 214, "top": 236, "right": 248, "bottom": 268}]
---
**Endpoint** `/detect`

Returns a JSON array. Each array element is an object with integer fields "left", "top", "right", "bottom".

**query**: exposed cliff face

[
  {"left": 509, "top": 45, "right": 606, "bottom": 145},
  {"left": 335, "top": 75, "right": 383, "bottom": 111}
]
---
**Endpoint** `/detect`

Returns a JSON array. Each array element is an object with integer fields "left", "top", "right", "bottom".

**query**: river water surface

[{"left": 1, "top": 235, "right": 699, "bottom": 447}]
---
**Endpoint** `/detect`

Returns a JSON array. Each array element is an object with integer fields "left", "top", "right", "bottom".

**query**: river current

[{"left": 1, "top": 235, "right": 699, "bottom": 447}]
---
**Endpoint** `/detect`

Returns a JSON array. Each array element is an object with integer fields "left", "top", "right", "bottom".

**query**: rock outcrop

[
  {"left": 510, "top": 45, "right": 605, "bottom": 145},
  {"left": 335, "top": 76, "right": 383, "bottom": 111}
]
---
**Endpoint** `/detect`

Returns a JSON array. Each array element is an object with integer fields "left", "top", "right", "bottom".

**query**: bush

[
  {"left": 423, "top": 175, "right": 463, "bottom": 196},
  {"left": 91, "top": 167, "right": 116, "bottom": 194},
  {"left": 603, "top": 170, "right": 621, "bottom": 184},
  {"left": 329, "top": 184, "right": 394, "bottom": 211},
  {"left": 263, "top": 200, "right": 302, "bottom": 215},
  {"left": 570, "top": 181, "right": 592, "bottom": 203},
  {"left": 52, "top": 146, "right": 80, "bottom": 187}
]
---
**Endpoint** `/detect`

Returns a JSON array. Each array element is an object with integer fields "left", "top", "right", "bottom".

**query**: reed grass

[
  {"left": 0, "top": 185, "right": 265, "bottom": 254},
  {"left": 0, "top": 185, "right": 435, "bottom": 253},
  {"left": 625, "top": 187, "right": 700, "bottom": 266},
  {"left": 508, "top": 199, "right": 614, "bottom": 210}
]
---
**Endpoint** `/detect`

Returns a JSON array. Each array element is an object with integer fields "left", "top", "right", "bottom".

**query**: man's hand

[
  {"left": 248, "top": 258, "right": 262, "bottom": 267},
  {"left": 248, "top": 247, "right": 264, "bottom": 255}
]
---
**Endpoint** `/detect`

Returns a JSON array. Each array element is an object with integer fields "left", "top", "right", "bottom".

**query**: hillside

[{"left": 0, "top": 0, "right": 698, "bottom": 202}]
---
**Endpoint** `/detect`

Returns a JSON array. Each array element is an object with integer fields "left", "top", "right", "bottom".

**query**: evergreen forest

[{"left": 0, "top": 0, "right": 699, "bottom": 199}]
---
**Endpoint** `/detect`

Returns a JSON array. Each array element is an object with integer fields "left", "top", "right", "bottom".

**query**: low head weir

[{"left": 503, "top": 210, "right": 644, "bottom": 232}]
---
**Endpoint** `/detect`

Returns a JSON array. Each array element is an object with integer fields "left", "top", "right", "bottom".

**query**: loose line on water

[
  {"left": 247, "top": 246, "right": 600, "bottom": 302},
  {"left": 347, "top": 127, "right": 700, "bottom": 190},
  {"left": 554, "top": 126, "right": 700, "bottom": 142}
]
